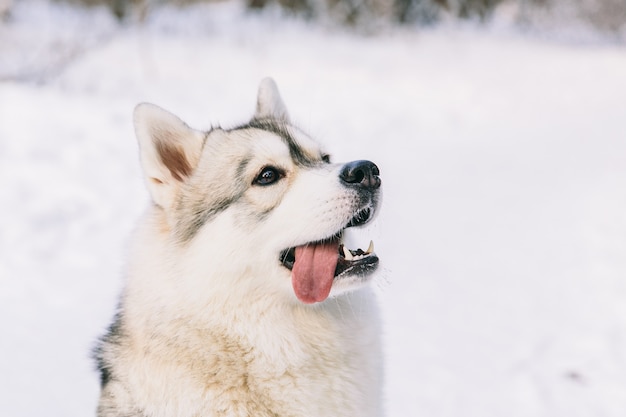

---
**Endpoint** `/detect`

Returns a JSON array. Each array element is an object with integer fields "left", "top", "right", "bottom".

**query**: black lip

[
  {"left": 279, "top": 247, "right": 296, "bottom": 270},
  {"left": 335, "top": 245, "right": 379, "bottom": 277},
  {"left": 346, "top": 207, "right": 372, "bottom": 228}
]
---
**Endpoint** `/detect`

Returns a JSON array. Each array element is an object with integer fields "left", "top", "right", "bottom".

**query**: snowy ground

[{"left": 2, "top": 1, "right": 626, "bottom": 416}]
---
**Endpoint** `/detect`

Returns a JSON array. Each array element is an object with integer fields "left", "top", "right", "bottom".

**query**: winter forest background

[
  {"left": 1, "top": 0, "right": 626, "bottom": 416},
  {"left": 10, "top": 0, "right": 626, "bottom": 32}
]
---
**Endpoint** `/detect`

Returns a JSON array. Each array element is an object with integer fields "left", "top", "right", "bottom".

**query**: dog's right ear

[
  {"left": 254, "top": 77, "right": 290, "bottom": 122},
  {"left": 134, "top": 103, "right": 205, "bottom": 209}
]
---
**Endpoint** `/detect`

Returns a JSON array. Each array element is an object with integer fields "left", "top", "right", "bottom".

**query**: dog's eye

[
  {"left": 254, "top": 166, "right": 283, "bottom": 186},
  {"left": 322, "top": 154, "right": 331, "bottom": 163}
]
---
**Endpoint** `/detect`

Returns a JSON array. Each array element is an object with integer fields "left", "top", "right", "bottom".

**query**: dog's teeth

[
  {"left": 342, "top": 245, "right": 354, "bottom": 261},
  {"left": 365, "top": 240, "right": 374, "bottom": 254}
]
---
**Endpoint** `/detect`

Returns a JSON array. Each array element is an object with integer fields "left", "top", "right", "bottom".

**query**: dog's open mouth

[{"left": 279, "top": 208, "right": 379, "bottom": 304}]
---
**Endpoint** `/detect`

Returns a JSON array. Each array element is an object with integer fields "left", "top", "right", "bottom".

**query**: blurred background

[
  {"left": 4, "top": 0, "right": 626, "bottom": 32},
  {"left": 1, "top": 1, "right": 626, "bottom": 416}
]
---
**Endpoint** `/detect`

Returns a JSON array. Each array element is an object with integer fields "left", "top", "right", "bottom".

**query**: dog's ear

[
  {"left": 254, "top": 77, "right": 290, "bottom": 122},
  {"left": 134, "top": 103, "right": 204, "bottom": 209}
]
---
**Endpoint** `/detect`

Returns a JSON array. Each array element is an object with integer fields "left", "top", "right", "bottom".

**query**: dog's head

[{"left": 134, "top": 78, "right": 381, "bottom": 304}]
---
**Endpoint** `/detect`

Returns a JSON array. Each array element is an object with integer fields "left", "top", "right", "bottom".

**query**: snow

[{"left": 2, "top": 1, "right": 626, "bottom": 416}]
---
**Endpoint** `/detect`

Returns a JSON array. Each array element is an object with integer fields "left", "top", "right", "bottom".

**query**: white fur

[
  {"left": 255, "top": 77, "right": 290, "bottom": 121},
  {"left": 134, "top": 103, "right": 205, "bottom": 211},
  {"left": 96, "top": 79, "right": 383, "bottom": 417}
]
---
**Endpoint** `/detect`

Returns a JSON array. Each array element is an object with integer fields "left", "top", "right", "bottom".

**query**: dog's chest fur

[
  {"left": 95, "top": 79, "right": 383, "bottom": 417},
  {"left": 99, "top": 266, "right": 382, "bottom": 417}
]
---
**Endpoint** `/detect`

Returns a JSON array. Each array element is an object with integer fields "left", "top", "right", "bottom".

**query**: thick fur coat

[{"left": 94, "top": 79, "right": 383, "bottom": 417}]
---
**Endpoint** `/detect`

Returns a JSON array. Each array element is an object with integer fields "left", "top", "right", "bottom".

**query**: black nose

[{"left": 339, "top": 160, "right": 381, "bottom": 189}]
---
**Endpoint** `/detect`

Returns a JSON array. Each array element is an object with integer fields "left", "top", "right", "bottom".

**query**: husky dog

[{"left": 94, "top": 78, "right": 383, "bottom": 417}]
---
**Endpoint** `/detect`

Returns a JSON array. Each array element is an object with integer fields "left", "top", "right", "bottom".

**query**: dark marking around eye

[
  {"left": 232, "top": 119, "right": 318, "bottom": 167},
  {"left": 254, "top": 166, "right": 284, "bottom": 186}
]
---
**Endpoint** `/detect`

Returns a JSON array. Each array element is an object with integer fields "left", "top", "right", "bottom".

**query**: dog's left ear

[
  {"left": 254, "top": 77, "right": 290, "bottom": 122},
  {"left": 134, "top": 103, "right": 205, "bottom": 210}
]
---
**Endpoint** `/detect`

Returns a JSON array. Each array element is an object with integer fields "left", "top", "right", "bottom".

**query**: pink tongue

[{"left": 291, "top": 241, "right": 339, "bottom": 304}]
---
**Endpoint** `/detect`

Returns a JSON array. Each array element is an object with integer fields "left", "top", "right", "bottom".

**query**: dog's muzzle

[{"left": 280, "top": 159, "right": 382, "bottom": 304}]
